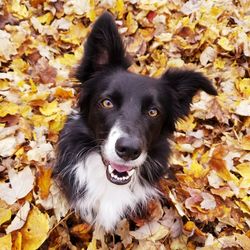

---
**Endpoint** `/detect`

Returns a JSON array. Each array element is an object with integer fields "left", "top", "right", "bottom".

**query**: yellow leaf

[
  {"left": 116, "top": 0, "right": 124, "bottom": 19},
  {"left": 11, "top": 0, "right": 29, "bottom": 19},
  {"left": 87, "top": 0, "right": 96, "bottom": 22},
  {"left": 21, "top": 206, "right": 49, "bottom": 250},
  {"left": 49, "top": 113, "right": 67, "bottom": 133},
  {"left": 20, "top": 105, "right": 32, "bottom": 118},
  {"left": 218, "top": 37, "right": 234, "bottom": 51},
  {"left": 0, "top": 102, "right": 19, "bottom": 117},
  {"left": 60, "top": 22, "right": 88, "bottom": 45},
  {"left": 28, "top": 79, "right": 37, "bottom": 93},
  {"left": 236, "top": 78, "right": 250, "bottom": 97},
  {"left": 58, "top": 54, "right": 78, "bottom": 67},
  {"left": 167, "top": 58, "right": 185, "bottom": 68},
  {"left": 21, "top": 92, "right": 49, "bottom": 103},
  {"left": 184, "top": 159, "right": 207, "bottom": 178},
  {"left": 126, "top": 12, "right": 138, "bottom": 34},
  {"left": 10, "top": 58, "right": 28, "bottom": 73},
  {"left": 0, "top": 80, "right": 9, "bottom": 90},
  {"left": 235, "top": 200, "right": 250, "bottom": 215},
  {"left": 0, "top": 234, "right": 12, "bottom": 250},
  {"left": 31, "top": 115, "right": 50, "bottom": 128},
  {"left": 236, "top": 163, "right": 250, "bottom": 179},
  {"left": 37, "top": 12, "right": 54, "bottom": 25},
  {"left": 39, "top": 100, "right": 59, "bottom": 116},
  {"left": 15, "top": 147, "right": 24, "bottom": 158},
  {"left": 213, "top": 58, "right": 226, "bottom": 69},
  {"left": 241, "top": 135, "right": 250, "bottom": 150},
  {"left": 87, "top": 238, "right": 97, "bottom": 250},
  {"left": 242, "top": 196, "right": 250, "bottom": 208},
  {"left": 0, "top": 208, "right": 11, "bottom": 226},
  {"left": 176, "top": 115, "right": 196, "bottom": 132}
]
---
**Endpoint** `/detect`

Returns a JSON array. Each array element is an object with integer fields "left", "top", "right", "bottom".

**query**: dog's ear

[
  {"left": 161, "top": 69, "right": 217, "bottom": 126},
  {"left": 76, "top": 12, "right": 131, "bottom": 82}
]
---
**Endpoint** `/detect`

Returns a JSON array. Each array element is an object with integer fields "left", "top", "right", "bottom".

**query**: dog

[{"left": 53, "top": 12, "right": 217, "bottom": 232}]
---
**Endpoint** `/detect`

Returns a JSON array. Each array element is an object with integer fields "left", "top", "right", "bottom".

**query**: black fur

[{"left": 54, "top": 12, "right": 217, "bottom": 226}]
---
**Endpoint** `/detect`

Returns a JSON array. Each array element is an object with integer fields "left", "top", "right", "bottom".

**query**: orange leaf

[
  {"left": 37, "top": 165, "right": 52, "bottom": 199},
  {"left": 209, "top": 145, "right": 238, "bottom": 183},
  {"left": 70, "top": 223, "right": 92, "bottom": 240},
  {"left": 54, "top": 87, "right": 74, "bottom": 99}
]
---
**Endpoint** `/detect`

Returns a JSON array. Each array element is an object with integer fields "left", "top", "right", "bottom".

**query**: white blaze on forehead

[{"left": 103, "top": 122, "right": 147, "bottom": 167}]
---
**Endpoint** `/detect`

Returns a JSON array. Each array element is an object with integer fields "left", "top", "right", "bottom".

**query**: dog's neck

[{"left": 72, "top": 152, "right": 159, "bottom": 231}]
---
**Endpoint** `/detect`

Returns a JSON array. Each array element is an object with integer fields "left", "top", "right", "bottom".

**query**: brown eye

[
  {"left": 101, "top": 99, "right": 113, "bottom": 109},
  {"left": 148, "top": 108, "right": 159, "bottom": 117}
]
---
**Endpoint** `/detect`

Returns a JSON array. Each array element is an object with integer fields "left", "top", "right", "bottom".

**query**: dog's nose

[{"left": 115, "top": 137, "right": 142, "bottom": 161}]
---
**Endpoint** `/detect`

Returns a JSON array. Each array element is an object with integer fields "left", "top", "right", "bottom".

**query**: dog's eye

[
  {"left": 148, "top": 108, "right": 159, "bottom": 117},
  {"left": 101, "top": 99, "right": 113, "bottom": 109}
]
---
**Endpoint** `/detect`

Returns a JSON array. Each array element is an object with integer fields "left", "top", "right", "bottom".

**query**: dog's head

[{"left": 76, "top": 12, "right": 217, "bottom": 186}]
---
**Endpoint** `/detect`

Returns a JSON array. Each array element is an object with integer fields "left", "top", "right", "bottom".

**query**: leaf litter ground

[{"left": 0, "top": 0, "right": 250, "bottom": 249}]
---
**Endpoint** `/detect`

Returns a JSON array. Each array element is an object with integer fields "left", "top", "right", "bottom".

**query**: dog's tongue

[{"left": 110, "top": 162, "right": 131, "bottom": 173}]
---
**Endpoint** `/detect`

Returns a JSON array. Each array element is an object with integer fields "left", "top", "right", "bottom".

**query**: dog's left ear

[
  {"left": 161, "top": 69, "right": 217, "bottom": 121},
  {"left": 76, "top": 12, "right": 131, "bottom": 82}
]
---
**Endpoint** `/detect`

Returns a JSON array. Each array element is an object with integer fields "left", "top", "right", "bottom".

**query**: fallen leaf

[
  {"left": 70, "top": 223, "right": 92, "bottom": 240},
  {"left": 200, "top": 193, "right": 216, "bottom": 210},
  {"left": 0, "top": 30, "right": 17, "bottom": 60},
  {"left": 37, "top": 181, "right": 70, "bottom": 222},
  {"left": 54, "top": 87, "right": 74, "bottom": 99},
  {"left": 27, "top": 142, "right": 54, "bottom": 162},
  {"left": 37, "top": 165, "right": 53, "bottom": 199},
  {"left": 0, "top": 167, "right": 35, "bottom": 205},
  {"left": 236, "top": 78, "right": 250, "bottom": 97},
  {"left": 12, "top": 232, "right": 22, "bottom": 250},
  {"left": 219, "top": 233, "right": 250, "bottom": 250},
  {"left": 0, "top": 208, "right": 11, "bottom": 226},
  {"left": 218, "top": 37, "right": 234, "bottom": 51},
  {"left": 0, "top": 234, "right": 12, "bottom": 250},
  {"left": 130, "top": 221, "right": 169, "bottom": 241},
  {"left": 0, "top": 102, "right": 19, "bottom": 117},
  {"left": 21, "top": 206, "right": 49, "bottom": 250},
  {"left": 115, "top": 219, "right": 133, "bottom": 247},
  {"left": 5, "top": 201, "right": 30, "bottom": 234},
  {"left": 235, "top": 100, "right": 250, "bottom": 116},
  {"left": 200, "top": 46, "right": 217, "bottom": 66}
]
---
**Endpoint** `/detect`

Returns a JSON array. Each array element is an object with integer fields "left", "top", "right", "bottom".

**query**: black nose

[{"left": 115, "top": 137, "right": 142, "bottom": 161}]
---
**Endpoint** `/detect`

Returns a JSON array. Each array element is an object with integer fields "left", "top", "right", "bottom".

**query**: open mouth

[{"left": 104, "top": 161, "right": 135, "bottom": 185}]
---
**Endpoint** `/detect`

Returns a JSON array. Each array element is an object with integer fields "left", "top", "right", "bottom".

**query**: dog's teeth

[
  {"left": 108, "top": 165, "right": 113, "bottom": 174},
  {"left": 128, "top": 169, "right": 135, "bottom": 177}
]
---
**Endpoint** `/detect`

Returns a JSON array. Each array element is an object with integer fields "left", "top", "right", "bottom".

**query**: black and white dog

[{"left": 54, "top": 12, "right": 217, "bottom": 231}]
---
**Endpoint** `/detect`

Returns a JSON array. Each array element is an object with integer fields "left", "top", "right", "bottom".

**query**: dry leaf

[
  {"left": 0, "top": 167, "right": 34, "bottom": 205},
  {"left": 0, "top": 208, "right": 11, "bottom": 226},
  {"left": 37, "top": 165, "right": 53, "bottom": 199},
  {"left": 0, "top": 234, "right": 12, "bottom": 250},
  {"left": 20, "top": 206, "right": 49, "bottom": 250},
  {"left": 5, "top": 201, "right": 30, "bottom": 234}
]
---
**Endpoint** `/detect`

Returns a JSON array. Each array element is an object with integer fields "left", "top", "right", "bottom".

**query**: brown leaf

[
  {"left": 70, "top": 223, "right": 92, "bottom": 240},
  {"left": 33, "top": 58, "right": 57, "bottom": 84}
]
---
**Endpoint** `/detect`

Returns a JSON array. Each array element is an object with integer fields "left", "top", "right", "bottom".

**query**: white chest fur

[{"left": 73, "top": 152, "right": 158, "bottom": 231}]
